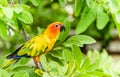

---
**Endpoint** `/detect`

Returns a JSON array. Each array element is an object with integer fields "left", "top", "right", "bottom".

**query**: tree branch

[{"left": 21, "top": 27, "right": 30, "bottom": 41}]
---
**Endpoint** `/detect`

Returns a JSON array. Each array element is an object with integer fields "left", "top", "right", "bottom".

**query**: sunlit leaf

[
  {"left": 76, "top": 73, "right": 95, "bottom": 77},
  {"left": 58, "top": 0, "right": 66, "bottom": 7},
  {"left": 88, "top": 71, "right": 111, "bottom": 77},
  {"left": 11, "top": 66, "right": 31, "bottom": 73},
  {"left": 111, "top": 13, "right": 120, "bottom": 37},
  {"left": 40, "top": 55, "right": 48, "bottom": 70},
  {"left": 74, "top": 0, "right": 84, "bottom": 17},
  {"left": 16, "top": 10, "right": 33, "bottom": 24},
  {"left": 75, "top": 2, "right": 97, "bottom": 34},
  {"left": 0, "top": 0, "right": 8, "bottom": 6},
  {"left": 115, "top": 11, "right": 120, "bottom": 24},
  {"left": 97, "top": 6, "right": 109, "bottom": 30},
  {"left": 58, "top": 18, "right": 71, "bottom": 42},
  {"left": 2, "top": 7, "right": 13, "bottom": 19},
  {"left": 29, "top": 69, "right": 40, "bottom": 77},
  {"left": 64, "top": 61, "right": 70, "bottom": 75},
  {"left": 108, "top": 0, "right": 119, "bottom": 13},
  {"left": 69, "top": 60, "right": 77, "bottom": 76},
  {"left": 13, "top": 71, "right": 29, "bottom": 77},
  {"left": 72, "top": 45, "right": 85, "bottom": 66},
  {"left": 16, "top": 58, "right": 31, "bottom": 65},
  {"left": 77, "top": 35, "right": 96, "bottom": 44},
  {"left": 0, "top": 21, "right": 7, "bottom": 40},
  {"left": 63, "top": 48, "right": 74, "bottom": 75},
  {"left": 0, "top": 69, "right": 10, "bottom": 77},
  {"left": 49, "top": 50, "right": 63, "bottom": 59},
  {"left": 30, "top": 0, "right": 41, "bottom": 6},
  {"left": 87, "top": 49, "right": 100, "bottom": 63},
  {"left": 64, "top": 35, "right": 96, "bottom": 47},
  {"left": 46, "top": 54, "right": 64, "bottom": 66},
  {"left": 80, "top": 58, "right": 91, "bottom": 72},
  {"left": 13, "top": 4, "right": 23, "bottom": 14}
]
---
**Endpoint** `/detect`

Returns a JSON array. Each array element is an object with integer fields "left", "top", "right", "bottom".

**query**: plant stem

[
  {"left": 10, "top": 0, "right": 14, "bottom": 7},
  {"left": 18, "top": 0, "right": 21, "bottom": 4},
  {"left": 21, "top": 28, "right": 29, "bottom": 41}
]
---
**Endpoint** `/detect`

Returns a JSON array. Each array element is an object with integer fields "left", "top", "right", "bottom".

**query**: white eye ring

[{"left": 54, "top": 24, "right": 59, "bottom": 28}]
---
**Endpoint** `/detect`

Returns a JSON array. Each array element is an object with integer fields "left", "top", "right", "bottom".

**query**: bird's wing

[
  {"left": 17, "top": 34, "right": 50, "bottom": 57},
  {"left": 6, "top": 45, "right": 24, "bottom": 59}
]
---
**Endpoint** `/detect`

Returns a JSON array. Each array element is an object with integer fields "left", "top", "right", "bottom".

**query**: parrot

[{"left": 2, "top": 22, "right": 65, "bottom": 68}]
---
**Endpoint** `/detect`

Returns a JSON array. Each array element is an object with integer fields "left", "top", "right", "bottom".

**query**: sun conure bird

[{"left": 2, "top": 22, "right": 65, "bottom": 68}]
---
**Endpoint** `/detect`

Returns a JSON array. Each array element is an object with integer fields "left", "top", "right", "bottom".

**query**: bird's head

[
  {"left": 44, "top": 22, "right": 65, "bottom": 38},
  {"left": 48, "top": 22, "right": 65, "bottom": 32}
]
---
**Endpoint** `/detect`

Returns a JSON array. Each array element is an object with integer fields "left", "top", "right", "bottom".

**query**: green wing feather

[{"left": 17, "top": 34, "right": 50, "bottom": 57}]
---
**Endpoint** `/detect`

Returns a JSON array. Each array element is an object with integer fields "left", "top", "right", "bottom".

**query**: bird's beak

[{"left": 60, "top": 25, "right": 65, "bottom": 32}]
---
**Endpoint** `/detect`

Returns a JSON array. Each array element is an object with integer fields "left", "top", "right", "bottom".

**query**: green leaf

[
  {"left": 58, "top": 0, "right": 66, "bottom": 7},
  {"left": 87, "top": 49, "right": 100, "bottom": 63},
  {"left": 16, "top": 10, "right": 33, "bottom": 24},
  {"left": 13, "top": 71, "right": 29, "bottom": 77},
  {"left": 11, "top": 66, "right": 32, "bottom": 73},
  {"left": 64, "top": 35, "right": 96, "bottom": 47},
  {"left": 74, "top": 0, "right": 84, "bottom": 17},
  {"left": 115, "top": 11, "right": 120, "bottom": 24},
  {"left": 29, "top": 69, "right": 40, "bottom": 77},
  {"left": 0, "top": 0, "right": 8, "bottom": 6},
  {"left": 108, "top": 0, "right": 119, "bottom": 13},
  {"left": 97, "top": 6, "right": 109, "bottom": 30},
  {"left": 63, "top": 48, "right": 74, "bottom": 75},
  {"left": 111, "top": 14, "right": 120, "bottom": 37},
  {"left": 63, "top": 48, "right": 74, "bottom": 64},
  {"left": 16, "top": 58, "right": 31, "bottom": 65},
  {"left": 76, "top": 74, "right": 95, "bottom": 77},
  {"left": 69, "top": 60, "right": 77, "bottom": 76},
  {"left": 49, "top": 50, "right": 63, "bottom": 59},
  {"left": 22, "top": 5, "right": 31, "bottom": 11},
  {"left": 2, "top": 7, "right": 13, "bottom": 19},
  {"left": 86, "top": 62, "right": 99, "bottom": 72},
  {"left": 100, "top": 50, "right": 113, "bottom": 68},
  {"left": 0, "top": 21, "right": 7, "bottom": 40},
  {"left": 64, "top": 39, "right": 83, "bottom": 47},
  {"left": 0, "top": 69, "right": 10, "bottom": 77},
  {"left": 80, "top": 58, "right": 91, "bottom": 72},
  {"left": 77, "top": 35, "right": 96, "bottom": 44},
  {"left": 13, "top": 4, "right": 23, "bottom": 14},
  {"left": 72, "top": 45, "right": 85, "bottom": 66},
  {"left": 88, "top": 71, "right": 111, "bottom": 77},
  {"left": 30, "top": 0, "right": 41, "bottom": 6},
  {"left": 107, "top": 0, "right": 120, "bottom": 37},
  {"left": 40, "top": 55, "right": 48, "bottom": 70},
  {"left": 58, "top": 18, "right": 71, "bottom": 42},
  {"left": 46, "top": 54, "right": 64, "bottom": 66},
  {"left": 75, "top": 3, "right": 97, "bottom": 34},
  {"left": 63, "top": 35, "right": 83, "bottom": 47}
]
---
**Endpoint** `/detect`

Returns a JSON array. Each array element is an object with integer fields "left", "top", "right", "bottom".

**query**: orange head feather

[{"left": 44, "top": 22, "right": 65, "bottom": 39}]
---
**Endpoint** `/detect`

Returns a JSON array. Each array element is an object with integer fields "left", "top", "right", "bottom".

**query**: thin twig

[
  {"left": 17, "top": 0, "right": 29, "bottom": 41},
  {"left": 7, "top": 23, "right": 18, "bottom": 32},
  {"left": 45, "top": 69, "right": 53, "bottom": 77},
  {"left": 21, "top": 28, "right": 30, "bottom": 41},
  {"left": 18, "top": 0, "right": 21, "bottom": 4},
  {"left": 9, "top": 0, "right": 14, "bottom": 7}
]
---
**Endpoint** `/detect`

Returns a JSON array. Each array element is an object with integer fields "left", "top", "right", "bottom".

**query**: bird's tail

[{"left": 1, "top": 58, "right": 19, "bottom": 69}]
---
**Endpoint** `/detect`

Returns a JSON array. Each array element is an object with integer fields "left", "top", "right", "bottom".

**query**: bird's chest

[{"left": 46, "top": 38, "right": 57, "bottom": 52}]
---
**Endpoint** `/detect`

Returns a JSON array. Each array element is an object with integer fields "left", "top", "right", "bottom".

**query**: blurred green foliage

[
  {"left": 0, "top": 0, "right": 120, "bottom": 77},
  {"left": 1, "top": 49, "right": 120, "bottom": 77}
]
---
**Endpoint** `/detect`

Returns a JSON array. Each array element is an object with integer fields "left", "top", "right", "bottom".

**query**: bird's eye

[{"left": 54, "top": 24, "right": 59, "bottom": 28}]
